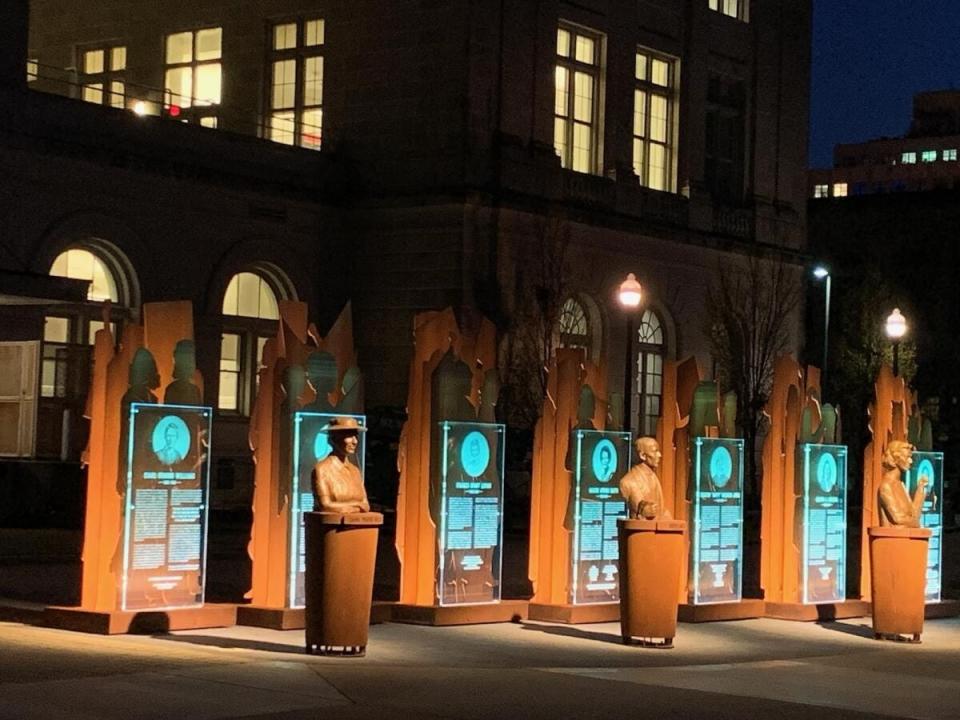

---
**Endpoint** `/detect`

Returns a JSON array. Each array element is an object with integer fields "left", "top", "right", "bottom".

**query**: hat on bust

[{"left": 322, "top": 416, "right": 366, "bottom": 433}]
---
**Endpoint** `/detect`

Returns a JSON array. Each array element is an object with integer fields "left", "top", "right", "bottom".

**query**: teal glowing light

[
  {"left": 591, "top": 438, "right": 617, "bottom": 482},
  {"left": 917, "top": 458, "right": 935, "bottom": 492},
  {"left": 816, "top": 452, "right": 838, "bottom": 492},
  {"left": 313, "top": 431, "right": 332, "bottom": 461},
  {"left": 151, "top": 414, "right": 190, "bottom": 465},
  {"left": 709, "top": 446, "right": 733, "bottom": 488},
  {"left": 460, "top": 430, "right": 491, "bottom": 477}
]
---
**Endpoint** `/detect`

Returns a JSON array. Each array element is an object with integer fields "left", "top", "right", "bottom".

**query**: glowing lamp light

[
  {"left": 812, "top": 265, "right": 829, "bottom": 280},
  {"left": 618, "top": 273, "right": 643, "bottom": 309},
  {"left": 885, "top": 308, "right": 907, "bottom": 340},
  {"left": 132, "top": 101, "right": 147, "bottom": 116}
]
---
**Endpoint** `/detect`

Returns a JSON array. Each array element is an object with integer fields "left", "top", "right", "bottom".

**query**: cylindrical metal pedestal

[
  {"left": 617, "top": 518, "right": 686, "bottom": 648},
  {"left": 304, "top": 511, "right": 383, "bottom": 656},
  {"left": 869, "top": 526, "right": 931, "bottom": 642}
]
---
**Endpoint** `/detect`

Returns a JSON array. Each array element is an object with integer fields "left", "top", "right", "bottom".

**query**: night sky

[{"left": 810, "top": 0, "right": 960, "bottom": 168}]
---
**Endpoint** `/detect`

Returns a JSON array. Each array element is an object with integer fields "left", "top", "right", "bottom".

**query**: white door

[{"left": 0, "top": 341, "right": 38, "bottom": 457}]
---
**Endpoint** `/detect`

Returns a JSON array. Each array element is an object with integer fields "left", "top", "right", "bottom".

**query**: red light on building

[{"left": 168, "top": 105, "right": 181, "bottom": 118}]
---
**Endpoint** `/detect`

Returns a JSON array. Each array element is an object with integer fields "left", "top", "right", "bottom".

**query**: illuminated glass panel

[
  {"left": 120, "top": 403, "right": 212, "bottom": 611},
  {"left": 289, "top": 412, "right": 366, "bottom": 606},
  {"left": 49, "top": 248, "right": 118, "bottom": 302},
  {"left": 80, "top": 45, "right": 126, "bottom": 108},
  {"left": 798, "top": 444, "right": 847, "bottom": 604},
  {"left": 27, "top": 58, "right": 38, "bottom": 82},
  {"left": 832, "top": 182, "right": 848, "bottom": 197},
  {"left": 633, "top": 48, "right": 678, "bottom": 192},
  {"left": 906, "top": 451, "right": 944, "bottom": 603},
  {"left": 438, "top": 421, "right": 506, "bottom": 605},
  {"left": 164, "top": 28, "right": 221, "bottom": 121},
  {"left": 218, "top": 333, "right": 240, "bottom": 411},
  {"left": 922, "top": 150, "right": 937, "bottom": 163},
  {"left": 554, "top": 23, "right": 603, "bottom": 174},
  {"left": 690, "top": 437, "right": 744, "bottom": 604},
  {"left": 636, "top": 310, "right": 664, "bottom": 437},
  {"left": 222, "top": 272, "right": 279, "bottom": 319},
  {"left": 558, "top": 297, "right": 590, "bottom": 351},
  {"left": 901, "top": 151, "right": 917, "bottom": 164},
  {"left": 709, "top": 0, "right": 745, "bottom": 20},
  {"left": 943, "top": 149, "right": 957, "bottom": 161},
  {"left": 267, "top": 19, "right": 324, "bottom": 149},
  {"left": 813, "top": 184, "right": 829, "bottom": 198},
  {"left": 570, "top": 429, "right": 629, "bottom": 604}
]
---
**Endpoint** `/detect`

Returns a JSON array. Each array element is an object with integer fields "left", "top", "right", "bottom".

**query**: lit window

[
  {"left": 921, "top": 150, "right": 937, "bottom": 163},
  {"left": 557, "top": 297, "right": 590, "bottom": 351},
  {"left": 267, "top": 19, "right": 324, "bottom": 149},
  {"left": 633, "top": 48, "right": 679, "bottom": 192},
  {"left": 45, "top": 246, "right": 132, "bottom": 408},
  {"left": 943, "top": 149, "right": 957, "bottom": 161},
  {"left": 27, "top": 58, "right": 38, "bottom": 82},
  {"left": 49, "top": 248, "right": 119, "bottom": 302},
  {"left": 708, "top": 0, "right": 747, "bottom": 21},
  {"left": 635, "top": 310, "right": 665, "bottom": 436},
  {"left": 813, "top": 184, "right": 829, "bottom": 198},
  {"left": 79, "top": 45, "right": 126, "bottom": 109},
  {"left": 554, "top": 23, "right": 604, "bottom": 174},
  {"left": 220, "top": 271, "right": 283, "bottom": 414},
  {"left": 164, "top": 28, "right": 222, "bottom": 124},
  {"left": 901, "top": 152, "right": 916, "bottom": 164},
  {"left": 832, "top": 183, "right": 847, "bottom": 197}
]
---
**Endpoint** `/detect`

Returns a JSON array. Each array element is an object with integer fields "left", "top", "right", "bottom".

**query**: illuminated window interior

[
  {"left": 921, "top": 150, "right": 937, "bottom": 163},
  {"left": 27, "top": 58, "right": 38, "bottom": 82},
  {"left": 832, "top": 182, "right": 848, "bottom": 197},
  {"left": 220, "top": 271, "right": 281, "bottom": 413},
  {"left": 45, "top": 247, "right": 127, "bottom": 401},
  {"left": 554, "top": 23, "right": 604, "bottom": 174},
  {"left": 901, "top": 151, "right": 917, "bottom": 164},
  {"left": 943, "top": 149, "right": 957, "bottom": 161},
  {"left": 633, "top": 48, "right": 679, "bottom": 192},
  {"left": 164, "top": 28, "right": 222, "bottom": 124},
  {"left": 80, "top": 45, "right": 126, "bottom": 109},
  {"left": 49, "top": 248, "right": 118, "bottom": 302},
  {"left": 636, "top": 309, "right": 664, "bottom": 436},
  {"left": 708, "top": 0, "right": 747, "bottom": 21},
  {"left": 268, "top": 18, "right": 324, "bottom": 149},
  {"left": 558, "top": 297, "right": 591, "bottom": 351},
  {"left": 813, "top": 184, "right": 829, "bottom": 198}
]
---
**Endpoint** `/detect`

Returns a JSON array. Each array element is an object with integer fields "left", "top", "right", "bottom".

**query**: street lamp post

[
  {"left": 618, "top": 273, "right": 643, "bottom": 433},
  {"left": 885, "top": 308, "right": 907, "bottom": 376},
  {"left": 813, "top": 265, "right": 831, "bottom": 392}
]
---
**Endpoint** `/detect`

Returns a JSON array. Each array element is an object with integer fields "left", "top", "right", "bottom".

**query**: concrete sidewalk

[{"left": 1, "top": 616, "right": 959, "bottom": 719}]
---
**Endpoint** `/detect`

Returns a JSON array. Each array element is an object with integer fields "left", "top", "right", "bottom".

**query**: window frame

[
  {"left": 554, "top": 22, "right": 606, "bottom": 175},
  {"left": 708, "top": 0, "right": 749, "bottom": 22},
  {"left": 634, "top": 309, "right": 665, "bottom": 437},
  {"left": 163, "top": 26, "right": 223, "bottom": 125},
  {"left": 265, "top": 17, "right": 325, "bottom": 150},
  {"left": 77, "top": 43, "right": 127, "bottom": 109},
  {"left": 632, "top": 47, "right": 680, "bottom": 193}
]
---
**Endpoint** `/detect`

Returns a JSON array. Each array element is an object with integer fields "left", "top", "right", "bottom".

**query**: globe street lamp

[
  {"left": 812, "top": 265, "right": 831, "bottom": 392},
  {"left": 618, "top": 273, "right": 643, "bottom": 432},
  {"left": 885, "top": 308, "right": 908, "bottom": 376}
]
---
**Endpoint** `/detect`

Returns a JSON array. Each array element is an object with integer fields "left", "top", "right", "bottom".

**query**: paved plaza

[{"left": 1, "top": 615, "right": 959, "bottom": 719}]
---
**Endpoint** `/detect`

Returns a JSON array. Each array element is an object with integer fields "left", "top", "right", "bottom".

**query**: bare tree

[
  {"left": 707, "top": 253, "right": 802, "bottom": 496},
  {"left": 497, "top": 212, "right": 572, "bottom": 429}
]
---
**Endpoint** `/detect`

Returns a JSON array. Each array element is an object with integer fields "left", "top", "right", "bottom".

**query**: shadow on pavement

[
  {"left": 155, "top": 633, "right": 305, "bottom": 655},
  {"left": 518, "top": 621, "right": 623, "bottom": 645},
  {"left": 817, "top": 621, "right": 875, "bottom": 639}
]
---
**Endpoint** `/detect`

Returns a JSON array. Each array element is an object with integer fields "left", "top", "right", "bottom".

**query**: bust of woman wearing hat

[{"left": 312, "top": 417, "right": 370, "bottom": 514}]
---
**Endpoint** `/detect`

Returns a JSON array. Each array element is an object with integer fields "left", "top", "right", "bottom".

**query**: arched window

[
  {"left": 43, "top": 247, "right": 131, "bottom": 399},
  {"left": 635, "top": 309, "right": 665, "bottom": 436},
  {"left": 558, "top": 297, "right": 590, "bottom": 351},
  {"left": 219, "top": 270, "right": 283, "bottom": 414}
]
